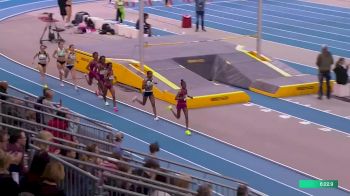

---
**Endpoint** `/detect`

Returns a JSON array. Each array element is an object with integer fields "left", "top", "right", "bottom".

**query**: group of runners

[
  {"left": 33, "top": 43, "right": 193, "bottom": 131},
  {"left": 32, "top": 41, "right": 77, "bottom": 89}
]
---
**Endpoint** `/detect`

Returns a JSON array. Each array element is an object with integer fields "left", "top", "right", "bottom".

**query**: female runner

[
  {"left": 52, "top": 41, "right": 67, "bottom": 86},
  {"left": 132, "top": 71, "right": 158, "bottom": 120},
  {"left": 32, "top": 45, "right": 50, "bottom": 83},
  {"left": 168, "top": 79, "right": 193, "bottom": 130},
  {"left": 101, "top": 62, "right": 118, "bottom": 112},
  {"left": 85, "top": 52, "right": 99, "bottom": 86},
  {"left": 64, "top": 44, "right": 78, "bottom": 90}
]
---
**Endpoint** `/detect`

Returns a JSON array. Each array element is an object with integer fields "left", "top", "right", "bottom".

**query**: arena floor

[{"left": 1, "top": 0, "right": 350, "bottom": 195}]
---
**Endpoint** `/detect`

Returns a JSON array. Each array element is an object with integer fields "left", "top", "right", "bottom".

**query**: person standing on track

[
  {"left": 101, "top": 62, "right": 118, "bottom": 112},
  {"left": 52, "top": 41, "right": 67, "bottom": 87},
  {"left": 316, "top": 45, "right": 333, "bottom": 99},
  {"left": 195, "top": 0, "right": 206, "bottom": 32},
  {"left": 64, "top": 44, "right": 78, "bottom": 90},
  {"left": 57, "top": 0, "right": 67, "bottom": 21},
  {"left": 115, "top": 0, "right": 125, "bottom": 23},
  {"left": 132, "top": 71, "right": 158, "bottom": 120},
  {"left": 65, "top": 0, "right": 73, "bottom": 27},
  {"left": 168, "top": 79, "right": 193, "bottom": 131},
  {"left": 32, "top": 45, "right": 50, "bottom": 84}
]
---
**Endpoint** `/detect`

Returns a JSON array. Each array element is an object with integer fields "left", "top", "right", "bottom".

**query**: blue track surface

[
  {"left": 141, "top": 0, "right": 350, "bottom": 57},
  {"left": 1, "top": 0, "right": 350, "bottom": 195}
]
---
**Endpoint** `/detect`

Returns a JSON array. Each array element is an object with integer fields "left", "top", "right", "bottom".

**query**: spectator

[
  {"left": 136, "top": 13, "right": 152, "bottom": 37},
  {"left": 36, "top": 161, "right": 65, "bottom": 196},
  {"left": 115, "top": 0, "right": 125, "bottom": 23},
  {"left": 24, "top": 110, "right": 39, "bottom": 132},
  {"left": 195, "top": 0, "right": 206, "bottom": 32},
  {"left": 0, "top": 131, "right": 9, "bottom": 150},
  {"left": 86, "top": 144, "right": 102, "bottom": 165},
  {"left": 21, "top": 131, "right": 52, "bottom": 194},
  {"left": 7, "top": 130, "right": 27, "bottom": 183},
  {"left": 112, "top": 132, "right": 124, "bottom": 158},
  {"left": 197, "top": 184, "right": 212, "bottom": 196},
  {"left": 42, "top": 88, "right": 56, "bottom": 124},
  {"left": 0, "top": 80, "right": 8, "bottom": 100},
  {"left": 144, "top": 142, "right": 160, "bottom": 165},
  {"left": 35, "top": 86, "right": 50, "bottom": 124},
  {"left": 60, "top": 143, "right": 77, "bottom": 159},
  {"left": 237, "top": 184, "right": 248, "bottom": 196},
  {"left": 333, "top": 58, "right": 349, "bottom": 85},
  {"left": 316, "top": 45, "right": 333, "bottom": 99},
  {"left": 0, "top": 149, "right": 19, "bottom": 196},
  {"left": 46, "top": 111, "right": 70, "bottom": 141}
]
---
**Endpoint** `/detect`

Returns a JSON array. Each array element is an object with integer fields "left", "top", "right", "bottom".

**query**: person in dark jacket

[
  {"left": 333, "top": 58, "right": 349, "bottom": 85},
  {"left": 316, "top": 45, "right": 334, "bottom": 99},
  {"left": 136, "top": 13, "right": 152, "bottom": 37},
  {"left": 195, "top": 0, "right": 206, "bottom": 32}
]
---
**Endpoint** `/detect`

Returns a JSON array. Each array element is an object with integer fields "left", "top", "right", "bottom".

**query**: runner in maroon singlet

[{"left": 168, "top": 79, "right": 193, "bottom": 130}]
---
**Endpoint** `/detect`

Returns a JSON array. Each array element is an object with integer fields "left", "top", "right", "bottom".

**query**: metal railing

[
  {"left": 2, "top": 87, "right": 264, "bottom": 196},
  {"left": 30, "top": 138, "right": 200, "bottom": 195},
  {"left": 0, "top": 106, "right": 244, "bottom": 192},
  {"left": 29, "top": 145, "right": 101, "bottom": 196}
]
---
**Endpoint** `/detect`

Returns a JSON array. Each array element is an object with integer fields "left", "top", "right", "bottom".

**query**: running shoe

[
  {"left": 167, "top": 105, "right": 172, "bottom": 110},
  {"left": 60, "top": 83, "right": 64, "bottom": 87},
  {"left": 154, "top": 117, "right": 159, "bottom": 121},
  {"left": 132, "top": 96, "right": 137, "bottom": 102},
  {"left": 75, "top": 85, "right": 78, "bottom": 91},
  {"left": 113, "top": 106, "right": 118, "bottom": 112},
  {"left": 105, "top": 101, "right": 109, "bottom": 106}
]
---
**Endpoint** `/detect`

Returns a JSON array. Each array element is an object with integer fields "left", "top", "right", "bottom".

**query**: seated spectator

[
  {"left": 0, "top": 81, "right": 8, "bottom": 100},
  {"left": 0, "top": 149, "right": 19, "bottom": 196},
  {"left": 24, "top": 110, "right": 39, "bottom": 132},
  {"left": 0, "top": 131, "right": 9, "bottom": 151},
  {"left": 333, "top": 58, "right": 349, "bottom": 85},
  {"left": 86, "top": 144, "right": 102, "bottom": 165},
  {"left": 144, "top": 142, "right": 160, "bottom": 165},
  {"left": 112, "top": 132, "right": 124, "bottom": 157},
  {"left": 60, "top": 143, "right": 77, "bottom": 159},
  {"left": 237, "top": 184, "right": 248, "bottom": 196},
  {"left": 21, "top": 131, "right": 52, "bottom": 194},
  {"left": 41, "top": 89, "right": 58, "bottom": 125},
  {"left": 197, "top": 184, "right": 212, "bottom": 196},
  {"left": 35, "top": 87, "right": 50, "bottom": 124},
  {"left": 136, "top": 13, "right": 152, "bottom": 37},
  {"left": 46, "top": 111, "right": 71, "bottom": 141},
  {"left": 36, "top": 161, "right": 65, "bottom": 196},
  {"left": 7, "top": 130, "right": 27, "bottom": 183},
  {"left": 171, "top": 173, "right": 191, "bottom": 190}
]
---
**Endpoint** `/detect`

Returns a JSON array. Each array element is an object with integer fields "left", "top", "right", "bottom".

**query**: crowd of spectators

[{"left": 0, "top": 81, "right": 249, "bottom": 196}]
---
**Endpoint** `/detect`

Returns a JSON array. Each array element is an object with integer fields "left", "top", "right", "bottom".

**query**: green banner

[{"left": 299, "top": 180, "right": 338, "bottom": 188}]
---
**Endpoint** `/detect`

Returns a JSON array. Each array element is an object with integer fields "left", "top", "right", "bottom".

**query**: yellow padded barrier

[
  {"left": 249, "top": 81, "right": 335, "bottom": 98},
  {"left": 75, "top": 50, "right": 249, "bottom": 108}
]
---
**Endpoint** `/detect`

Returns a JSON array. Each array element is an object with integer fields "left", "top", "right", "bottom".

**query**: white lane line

[
  {"left": 223, "top": 0, "right": 350, "bottom": 21},
  {"left": 0, "top": 0, "right": 54, "bottom": 11},
  {"left": 299, "top": 121, "right": 311, "bottom": 125},
  {"left": 279, "top": 114, "right": 291, "bottom": 119},
  {"left": 145, "top": 6, "right": 350, "bottom": 53},
  {"left": 243, "top": 102, "right": 255, "bottom": 106},
  {"left": 261, "top": 108, "right": 272, "bottom": 112},
  {"left": 162, "top": 5, "right": 350, "bottom": 48},
  {"left": 319, "top": 127, "right": 332, "bottom": 132},
  {"left": 193, "top": 3, "right": 350, "bottom": 39},
  {"left": 208, "top": 1, "right": 350, "bottom": 31},
  {"left": 266, "top": 0, "right": 350, "bottom": 15}
]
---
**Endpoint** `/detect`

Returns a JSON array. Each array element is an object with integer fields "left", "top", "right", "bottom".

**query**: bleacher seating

[{"left": 0, "top": 85, "right": 260, "bottom": 196}]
